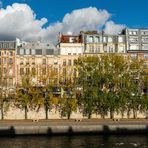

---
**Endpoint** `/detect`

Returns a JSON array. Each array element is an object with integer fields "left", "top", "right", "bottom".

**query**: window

[
  {"left": 142, "top": 45, "right": 148, "bottom": 50},
  {"left": 141, "top": 31, "right": 148, "bottom": 35},
  {"left": 63, "top": 68, "right": 66, "bottom": 76},
  {"left": 68, "top": 59, "right": 71, "bottom": 66},
  {"left": 129, "top": 45, "right": 139, "bottom": 50},
  {"left": 118, "top": 37, "right": 123, "bottom": 42},
  {"left": 3, "top": 78, "right": 7, "bottom": 86},
  {"left": 31, "top": 68, "right": 36, "bottom": 75},
  {"left": 26, "top": 60, "right": 29, "bottom": 65},
  {"left": 46, "top": 49, "right": 54, "bottom": 55},
  {"left": 20, "top": 61, "right": 23, "bottom": 65},
  {"left": 31, "top": 49, "right": 35, "bottom": 55},
  {"left": 144, "top": 54, "right": 148, "bottom": 60},
  {"left": 32, "top": 58, "right": 35, "bottom": 65},
  {"left": 3, "top": 43, "right": 9, "bottom": 49},
  {"left": 96, "top": 46, "right": 100, "bottom": 53},
  {"left": 4, "top": 68, "right": 7, "bottom": 73},
  {"left": 42, "top": 68, "right": 46, "bottom": 75},
  {"left": 42, "top": 59, "right": 46, "bottom": 65},
  {"left": 9, "top": 58, "right": 13, "bottom": 64},
  {"left": 54, "top": 68, "right": 58, "bottom": 74},
  {"left": 129, "top": 37, "right": 138, "bottom": 42},
  {"left": 4, "top": 58, "right": 7, "bottom": 64},
  {"left": 36, "top": 49, "right": 42, "bottom": 55},
  {"left": 9, "top": 78, "right": 13, "bottom": 86},
  {"left": 129, "top": 31, "right": 137, "bottom": 35},
  {"left": 103, "top": 37, "right": 107, "bottom": 42},
  {"left": 20, "top": 49, "right": 24, "bottom": 55},
  {"left": 89, "top": 36, "right": 93, "bottom": 43},
  {"left": 131, "top": 53, "right": 137, "bottom": 59},
  {"left": 95, "top": 36, "right": 100, "bottom": 43},
  {"left": 20, "top": 68, "right": 24, "bottom": 75},
  {"left": 25, "top": 49, "right": 30, "bottom": 55},
  {"left": 74, "top": 59, "right": 77, "bottom": 66},
  {"left": 108, "top": 37, "right": 113, "bottom": 42},
  {"left": 9, "top": 51, "right": 13, "bottom": 56},
  {"left": 108, "top": 46, "right": 113, "bottom": 53},
  {"left": 133, "top": 31, "right": 137, "bottom": 35},
  {"left": 142, "top": 38, "right": 148, "bottom": 43},
  {"left": 54, "top": 60, "right": 58, "bottom": 65},
  {"left": 26, "top": 68, "right": 30, "bottom": 75},
  {"left": 63, "top": 60, "right": 66, "bottom": 66}
]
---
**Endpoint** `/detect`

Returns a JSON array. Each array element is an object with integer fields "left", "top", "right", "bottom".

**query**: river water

[{"left": 0, "top": 135, "right": 148, "bottom": 148}]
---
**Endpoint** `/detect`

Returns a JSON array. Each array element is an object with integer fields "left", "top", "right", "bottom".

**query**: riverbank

[{"left": 0, "top": 119, "right": 148, "bottom": 135}]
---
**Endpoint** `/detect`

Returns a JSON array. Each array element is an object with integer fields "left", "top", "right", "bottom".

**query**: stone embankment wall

[
  {"left": 0, "top": 104, "right": 147, "bottom": 120},
  {"left": 1, "top": 125, "right": 148, "bottom": 135}
]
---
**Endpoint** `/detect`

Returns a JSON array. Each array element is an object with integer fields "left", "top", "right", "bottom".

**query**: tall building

[
  {"left": 126, "top": 28, "right": 148, "bottom": 68},
  {"left": 79, "top": 31, "right": 126, "bottom": 54},
  {"left": 0, "top": 41, "right": 16, "bottom": 87},
  {"left": 0, "top": 28, "right": 147, "bottom": 88},
  {"left": 16, "top": 39, "right": 60, "bottom": 86},
  {"left": 58, "top": 34, "right": 83, "bottom": 83}
]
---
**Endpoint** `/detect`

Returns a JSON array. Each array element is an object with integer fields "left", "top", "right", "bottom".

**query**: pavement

[{"left": 0, "top": 119, "right": 148, "bottom": 126}]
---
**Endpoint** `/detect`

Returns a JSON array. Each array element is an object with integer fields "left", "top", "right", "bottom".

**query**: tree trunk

[
  {"left": 88, "top": 112, "right": 91, "bottom": 119},
  {"left": 110, "top": 109, "right": 114, "bottom": 119},
  {"left": 67, "top": 111, "right": 71, "bottom": 120},
  {"left": 1, "top": 102, "right": 4, "bottom": 120},
  {"left": 45, "top": 104, "right": 48, "bottom": 120},
  {"left": 133, "top": 109, "right": 137, "bottom": 119},
  {"left": 25, "top": 106, "right": 27, "bottom": 120},
  {"left": 121, "top": 110, "right": 124, "bottom": 119}
]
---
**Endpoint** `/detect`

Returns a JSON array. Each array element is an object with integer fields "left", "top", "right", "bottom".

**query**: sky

[{"left": 0, "top": 0, "right": 148, "bottom": 43}]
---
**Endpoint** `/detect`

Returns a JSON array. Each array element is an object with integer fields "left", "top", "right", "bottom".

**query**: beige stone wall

[{"left": 1, "top": 104, "right": 146, "bottom": 120}]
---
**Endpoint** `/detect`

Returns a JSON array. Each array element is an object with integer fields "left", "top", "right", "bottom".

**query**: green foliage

[{"left": 76, "top": 54, "right": 147, "bottom": 119}]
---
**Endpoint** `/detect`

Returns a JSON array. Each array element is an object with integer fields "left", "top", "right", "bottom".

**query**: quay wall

[
  {"left": 0, "top": 124, "right": 148, "bottom": 135},
  {"left": 0, "top": 105, "right": 147, "bottom": 120}
]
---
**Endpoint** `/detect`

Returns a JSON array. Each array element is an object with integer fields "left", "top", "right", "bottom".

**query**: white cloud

[
  {"left": 104, "top": 21, "right": 126, "bottom": 35},
  {"left": 0, "top": 3, "right": 126, "bottom": 43}
]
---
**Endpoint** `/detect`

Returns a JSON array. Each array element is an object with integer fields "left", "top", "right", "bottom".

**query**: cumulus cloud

[
  {"left": 0, "top": 3, "right": 126, "bottom": 43},
  {"left": 104, "top": 21, "right": 126, "bottom": 35}
]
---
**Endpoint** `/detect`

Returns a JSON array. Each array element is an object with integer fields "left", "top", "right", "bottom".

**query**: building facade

[
  {"left": 0, "top": 28, "right": 148, "bottom": 88},
  {"left": 0, "top": 41, "right": 16, "bottom": 87},
  {"left": 126, "top": 28, "right": 148, "bottom": 69}
]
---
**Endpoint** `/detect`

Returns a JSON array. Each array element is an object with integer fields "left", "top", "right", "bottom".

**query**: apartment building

[
  {"left": 0, "top": 41, "right": 16, "bottom": 87},
  {"left": 80, "top": 31, "right": 126, "bottom": 54},
  {"left": 126, "top": 28, "right": 148, "bottom": 68},
  {"left": 0, "top": 28, "right": 147, "bottom": 88},
  {"left": 58, "top": 34, "right": 83, "bottom": 83},
  {"left": 16, "top": 39, "right": 60, "bottom": 86}
]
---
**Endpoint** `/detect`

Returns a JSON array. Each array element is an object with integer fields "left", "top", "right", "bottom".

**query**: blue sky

[
  {"left": 0, "top": 0, "right": 148, "bottom": 42},
  {"left": 3, "top": 0, "right": 148, "bottom": 28}
]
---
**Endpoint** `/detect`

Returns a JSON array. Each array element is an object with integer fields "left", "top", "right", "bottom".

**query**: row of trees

[
  {"left": 0, "top": 54, "right": 147, "bottom": 119},
  {"left": 76, "top": 54, "right": 148, "bottom": 119}
]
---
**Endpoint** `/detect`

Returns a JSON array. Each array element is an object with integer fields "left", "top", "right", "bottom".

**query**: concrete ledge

[{"left": 0, "top": 124, "right": 148, "bottom": 135}]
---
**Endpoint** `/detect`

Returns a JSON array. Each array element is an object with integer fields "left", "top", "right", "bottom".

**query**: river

[{"left": 0, "top": 135, "right": 148, "bottom": 148}]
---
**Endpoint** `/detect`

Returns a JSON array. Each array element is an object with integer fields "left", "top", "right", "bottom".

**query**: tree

[
  {"left": 58, "top": 80, "right": 77, "bottom": 119},
  {"left": 15, "top": 75, "right": 33, "bottom": 120}
]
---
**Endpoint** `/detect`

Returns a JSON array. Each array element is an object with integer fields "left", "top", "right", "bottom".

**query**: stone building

[
  {"left": 126, "top": 28, "right": 148, "bottom": 69},
  {"left": 0, "top": 41, "right": 16, "bottom": 87}
]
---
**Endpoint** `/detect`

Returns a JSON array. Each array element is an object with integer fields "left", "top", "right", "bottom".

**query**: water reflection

[{"left": 0, "top": 135, "right": 148, "bottom": 148}]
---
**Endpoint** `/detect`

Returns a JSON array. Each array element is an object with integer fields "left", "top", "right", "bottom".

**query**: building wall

[{"left": 0, "top": 41, "right": 16, "bottom": 87}]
